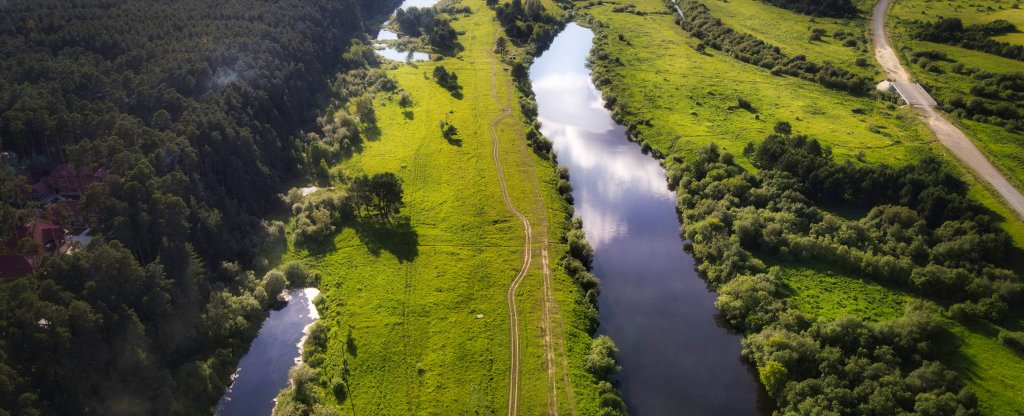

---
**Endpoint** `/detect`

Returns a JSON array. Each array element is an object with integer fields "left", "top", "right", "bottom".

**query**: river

[
  {"left": 530, "top": 23, "right": 763, "bottom": 415},
  {"left": 215, "top": 288, "right": 320, "bottom": 416}
]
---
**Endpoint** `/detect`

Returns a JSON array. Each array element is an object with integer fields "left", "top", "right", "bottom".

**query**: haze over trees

[{"left": 0, "top": 0, "right": 401, "bottom": 413}]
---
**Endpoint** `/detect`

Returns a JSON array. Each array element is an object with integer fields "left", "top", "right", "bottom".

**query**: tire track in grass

[{"left": 487, "top": 33, "right": 532, "bottom": 416}]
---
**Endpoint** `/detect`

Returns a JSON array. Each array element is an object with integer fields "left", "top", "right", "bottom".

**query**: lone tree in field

[
  {"left": 440, "top": 119, "right": 458, "bottom": 140},
  {"left": 350, "top": 172, "right": 405, "bottom": 222},
  {"left": 432, "top": 65, "right": 460, "bottom": 92}
]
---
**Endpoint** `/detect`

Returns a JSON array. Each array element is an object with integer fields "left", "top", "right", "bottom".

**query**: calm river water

[
  {"left": 215, "top": 288, "right": 320, "bottom": 416},
  {"left": 530, "top": 23, "right": 763, "bottom": 415}
]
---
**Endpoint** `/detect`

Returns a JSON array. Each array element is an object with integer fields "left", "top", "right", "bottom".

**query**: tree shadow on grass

[
  {"left": 445, "top": 136, "right": 462, "bottom": 147},
  {"left": 352, "top": 215, "right": 419, "bottom": 263},
  {"left": 933, "top": 321, "right": 981, "bottom": 377},
  {"left": 403, "top": 110, "right": 414, "bottom": 120},
  {"left": 363, "top": 124, "right": 382, "bottom": 142}
]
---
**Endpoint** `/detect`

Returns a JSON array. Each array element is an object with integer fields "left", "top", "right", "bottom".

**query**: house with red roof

[
  {"left": 43, "top": 164, "right": 108, "bottom": 196},
  {"left": 0, "top": 220, "right": 67, "bottom": 279},
  {"left": 0, "top": 255, "right": 34, "bottom": 279}
]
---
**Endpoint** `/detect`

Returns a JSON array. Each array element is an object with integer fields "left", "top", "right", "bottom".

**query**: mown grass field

[
  {"left": 283, "top": 1, "right": 602, "bottom": 414},
  {"left": 577, "top": 0, "right": 1024, "bottom": 413},
  {"left": 699, "top": 0, "right": 879, "bottom": 76}
]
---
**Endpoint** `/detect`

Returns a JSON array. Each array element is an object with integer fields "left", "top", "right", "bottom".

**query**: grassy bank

[
  {"left": 276, "top": 0, "right": 603, "bottom": 414},
  {"left": 576, "top": 0, "right": 1024, "bottom": 413}
]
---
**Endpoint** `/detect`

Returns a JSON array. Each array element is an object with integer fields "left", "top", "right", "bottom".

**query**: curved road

[{"left": 872, "top": 0, "right": 1024, "bottom": 220}]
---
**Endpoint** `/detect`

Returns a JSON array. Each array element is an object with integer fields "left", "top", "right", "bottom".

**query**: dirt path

[
  {"left": 487, "top": 29, "right": 570, "bottom": 414},
  {"left": 872, "top": 0, "right": 1024, "bottom": 220},
  {"left": 487, "top": 41, "right": 532, "bottom": 416}
]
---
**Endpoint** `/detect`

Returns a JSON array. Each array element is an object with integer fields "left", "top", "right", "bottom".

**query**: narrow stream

[
  {"left": 530, "top": 23, "right": 763, "bottom": 415},
  {"left": 215, "top": 288, "right": 320, "bottom": 416}
]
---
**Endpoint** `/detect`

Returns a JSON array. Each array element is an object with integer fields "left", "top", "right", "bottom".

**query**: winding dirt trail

[
  {"left": 487, "top": 32, "right": 567, "bottom": 416},
  {"left": 486, "top": 41, "right": 532, "bottom": 416},
  {"left": 872, "top": 0, "right": 1024, "bottom": 220}
]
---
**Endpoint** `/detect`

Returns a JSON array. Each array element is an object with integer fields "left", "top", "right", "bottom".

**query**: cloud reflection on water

[{"left": 531, "top": 27, "right": 673, "bottom": 250}]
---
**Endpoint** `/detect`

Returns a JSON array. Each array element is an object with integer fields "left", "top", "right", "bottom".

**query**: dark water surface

[
  {"left": 216, "top": 288, "right": 319, "bottom": 416},
  {"left": 530, "top": 23, "right": 762, "bottom": 415}
]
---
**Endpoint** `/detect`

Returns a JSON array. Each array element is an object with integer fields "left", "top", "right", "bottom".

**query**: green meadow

[
  {"left": 888, "top": 0, "right": 1024, "bottom": 200},
  {"left": 891, "top": 0, "right": 1024, "bottom": 45},
  {"left": 700, "top": 0, "right": 879, "bottom": 76},
  {"left": 579, "top": 0, "right": 931, "bottom": 165},
  {"left": 282, "top": 1, "right": 602, "bottom": 414},
  {"left": 577, "top": 0, "right": 1024, "bottom": 413}
]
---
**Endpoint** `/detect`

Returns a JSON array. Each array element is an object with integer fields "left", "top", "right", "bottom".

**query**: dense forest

[
  {"left": 664, "top": 130, "right": 1023, "bottom": 413},
  {"left": 0, "top": 0, "right": 401, "bottom": 414},
  {"left": 760, "top": 0, "right": 858, "bottom": 18},
  {"left": 670, "top": 0, "right": 872, "bottom": 94}
]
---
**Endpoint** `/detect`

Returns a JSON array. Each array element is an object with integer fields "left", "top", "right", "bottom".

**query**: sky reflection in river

[
  {"left": 531, "top": 23, "right": 763, "bottom": 415},
  {"left": 216, "top": 288, "right": 320, "bottom": 416}
]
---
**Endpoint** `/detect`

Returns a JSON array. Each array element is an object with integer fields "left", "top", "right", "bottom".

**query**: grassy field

[
  {"left": 281, "top": 1, "right": 602, "bottom": 414},
  {"left": 580, "top": 0, "right": 932, "bottom": 166},
  {"left": 890, "top": 0, "right": 1024, "bottom": 45},
  {"left": 775, "top": 262, "right": 913, "bottom": 321},
  {"left": 699, "top": 0, "right": 879, "bottom": 76},
  {"left": 779, "top": 262, "right": 1024, "bottom": 415},
  {"left": 887, "top": 0, "right": 1024, "bottom": 201},
  {"left": 577, "top": 0, "right": 1024, "bottom": 413}
]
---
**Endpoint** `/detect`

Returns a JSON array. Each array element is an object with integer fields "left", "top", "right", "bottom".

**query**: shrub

[
  {"left": 283, "top": 262, "right": 320, "bottom": 287},
  {"left": 998, "top": 330, "right": 1024, "bottom": 353}
]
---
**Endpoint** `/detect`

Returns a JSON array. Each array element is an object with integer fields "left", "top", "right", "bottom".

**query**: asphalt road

[{"left": 872, "top": 0, "right": 1024, "bottom": 220}]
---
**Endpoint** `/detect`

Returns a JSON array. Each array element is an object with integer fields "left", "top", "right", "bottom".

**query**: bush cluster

[
  {"left": 942, "top": 70, "right": 1024, "bottom": 131},
  {"left": 393, "top": 6, "right": 459, "bottom": 52},
  {"left": 490, "top": 0, "right": 564, "bottom": 54},
  {"left": 913, "top": 18, "right": 1024, "bottom": 62},
  {"left": 432, "top": 65, "right": 461, "bottom": 93},
  {"left": 760, "top": 0, "right": 858, "bottom": 17},
  {"left": 672, "top": 135, "right": 1021, "bottom": 319},
  {"left": 666, "top": 132, "right": 1024, "bottom": 413},
  {"left": 671, "top": 0, "right": 871, "bottom": 94},
  {"left": 585, "top": 336, "right": 627, "bottom": 416}
]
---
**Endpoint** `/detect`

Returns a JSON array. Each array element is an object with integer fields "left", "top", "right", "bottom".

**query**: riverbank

[
  {"left": 531, "top": 22, "right": 763, "bottom": 415},
  {"left": 274, "top": 0, "right": 604, "bottom": 413},
  {"left": 573, "top": 0, "right": 1024, "bottom": 414},
  {"left": 216, "top": 288, "right": 320, "bottom": 416}
]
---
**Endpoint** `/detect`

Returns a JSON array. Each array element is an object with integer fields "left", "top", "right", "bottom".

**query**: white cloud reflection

[{"left": 530, "top": 24, "right": 674, "bottom": 250}]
